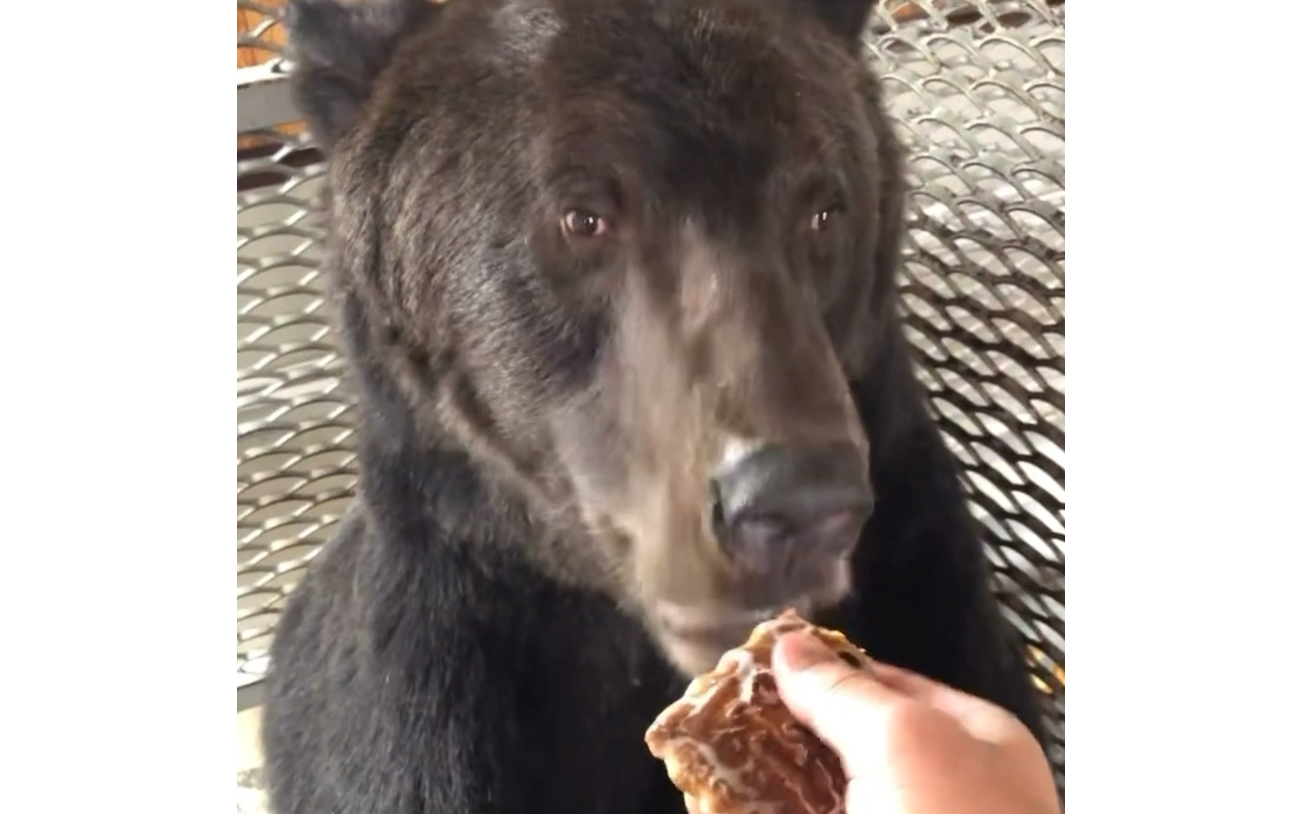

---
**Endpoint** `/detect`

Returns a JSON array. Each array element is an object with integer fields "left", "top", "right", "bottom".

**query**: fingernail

[{"left": 778, "top": 631, "right": 833, "bottom": 671}]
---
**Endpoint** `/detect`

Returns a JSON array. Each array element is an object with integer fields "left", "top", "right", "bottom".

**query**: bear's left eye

[
  {"left": 809, "top": 204, "right": 844, "bottom": 233},
  {"left": 562, "top": 209, "right": 609, "bottom": 239}
]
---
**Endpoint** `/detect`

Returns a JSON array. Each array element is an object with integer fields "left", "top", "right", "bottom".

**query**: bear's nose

[{"left": 710, "top": 443, "right": 873, "bottom": 584}]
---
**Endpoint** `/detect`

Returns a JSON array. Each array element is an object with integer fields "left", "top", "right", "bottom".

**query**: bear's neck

[
  {"left": 326, "top": 288, "right": 530, "bottom": 558},
  {"left": 363, "top": 418, "right": 515, "bottom": 539},
  {"left": 334, "top": 289, "right": 616, "bottom": 593}
]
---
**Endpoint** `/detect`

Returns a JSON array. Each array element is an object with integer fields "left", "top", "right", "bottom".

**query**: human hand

[{"left": 761, "top": 631, "right": 1061, "bottom": 814}]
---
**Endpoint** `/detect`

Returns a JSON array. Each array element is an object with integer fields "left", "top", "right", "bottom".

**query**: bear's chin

[
  {"left": 638, "top": 559, "right": 855, "bottom": 676},
  {"left": 646, "top": 599, "right": 815, "bottom": 677}
]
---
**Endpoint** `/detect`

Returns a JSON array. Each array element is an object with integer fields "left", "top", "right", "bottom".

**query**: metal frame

[{"left": 238, "top": 66, "right": 295, "bottom": 135}]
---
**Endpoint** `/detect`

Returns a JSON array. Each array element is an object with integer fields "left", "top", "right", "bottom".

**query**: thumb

[{"left": 770, "top": 631, "right": 904, "bottom": 774}]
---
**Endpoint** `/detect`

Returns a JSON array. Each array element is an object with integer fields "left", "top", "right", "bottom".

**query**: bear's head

[{"left": 288, "top": 0, "right": 903, "bottom": 674}]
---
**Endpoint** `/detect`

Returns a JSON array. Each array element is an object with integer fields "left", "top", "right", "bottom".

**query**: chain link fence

[{"left": 236, "top": 0, "right": 1065, "bottom": 789}]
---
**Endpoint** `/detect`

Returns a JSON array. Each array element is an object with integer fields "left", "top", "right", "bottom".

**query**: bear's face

[{"left": 294, "top": 0, "right": 893, "bottom": 675}]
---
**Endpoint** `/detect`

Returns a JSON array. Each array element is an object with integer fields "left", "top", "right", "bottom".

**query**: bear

[{"left": 260, "top": 1, "right": 1050, "bottom": 812}]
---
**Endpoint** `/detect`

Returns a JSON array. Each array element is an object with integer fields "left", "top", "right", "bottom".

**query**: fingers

[
  {"left": 772, "top": 632, "right": 1032, "bottom": 752},
  {"left": 768, "top": 632, "right": 1061, "bottom": 814},
  {"left": 864, "top": 660, "right": 1032, "bottom": 747},
  {"left": 770, "top": 632, "right": 913, "bottom": 773}
]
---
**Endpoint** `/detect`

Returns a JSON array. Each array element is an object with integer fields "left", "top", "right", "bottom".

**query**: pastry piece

[{"left": 645, "top": 609, "right": 871, "bottom": 814}]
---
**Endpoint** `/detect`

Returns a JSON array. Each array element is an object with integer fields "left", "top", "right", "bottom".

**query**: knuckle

[{"left": 882, "top": 698, "right": 955, "bottom": 746}]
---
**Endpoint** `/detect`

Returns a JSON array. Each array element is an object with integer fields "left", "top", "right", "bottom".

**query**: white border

[
  {"left": 3, "top": 2, "right": 1301, "bottom": 812},
  {"left": 4, "top": 1, "right": 228, "bottom": 810},
  {"left": 1070, "top": 1, "right": 1302, "bottom": 809}
]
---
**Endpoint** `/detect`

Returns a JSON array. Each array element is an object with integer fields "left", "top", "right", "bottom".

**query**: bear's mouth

[
  {"left": 644, "top": 565, "right": 856, "bottom": 675},
  {"left": 649, "top": 600, "right": 812, "bottom": 676},
  {"left": 654, "top": 601, "right": 794, "bottom": 637}
]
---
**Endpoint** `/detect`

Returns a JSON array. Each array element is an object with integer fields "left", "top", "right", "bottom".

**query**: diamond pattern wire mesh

[
  {"left": 867, "top": 0, "right": 1066, "bottom": 786},
  {"left": 237, "top": 134, "right": 344, "bottom": 688},
  {"left": 235, "top": 0, "right": 1065, "bottom": 785},
  {"left": 238, "top": 1, "right": 288, "bottom": 71}
]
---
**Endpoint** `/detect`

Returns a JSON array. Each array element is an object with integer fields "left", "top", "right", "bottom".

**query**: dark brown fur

[{"left": 262, "top": 2, "right": 1048, "bottom": 812}]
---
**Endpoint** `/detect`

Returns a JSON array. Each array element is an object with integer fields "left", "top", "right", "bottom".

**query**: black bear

[{"left": 261, "top": 1, "right": 1049, "bottom": 812}]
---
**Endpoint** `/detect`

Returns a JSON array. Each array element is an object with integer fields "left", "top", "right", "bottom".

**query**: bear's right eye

[{"left": 561, "top": 209, "right": 609, "bottom": 240}]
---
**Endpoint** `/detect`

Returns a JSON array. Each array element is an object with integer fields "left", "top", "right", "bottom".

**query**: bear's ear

[
  {"left": 285, "top": 0, "right": 440, "bottom": 151},
  {"left": 779, "top": 0, "right": 879, "bottom": 49}
]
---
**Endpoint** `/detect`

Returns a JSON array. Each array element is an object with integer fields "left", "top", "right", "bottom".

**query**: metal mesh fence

[
  {"left": 865, "top": 0, "right": 1066, "bottom": 786},
  {"left": 236, "top": 0, "right": 1065, "bottom": 786},
  {"left": 236, "top": 133, "right": 340, "bottom": 688},
  {"left": 237, "top": 1, "right": 288, "bottom": 71}
]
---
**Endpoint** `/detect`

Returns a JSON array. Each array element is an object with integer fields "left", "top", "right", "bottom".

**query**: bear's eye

[
  {"left": 561, "top": 209, "right": 609, "bottom": 239},
  {"left": 809, "top": 204, "right": 844, "bottom": 233}
]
